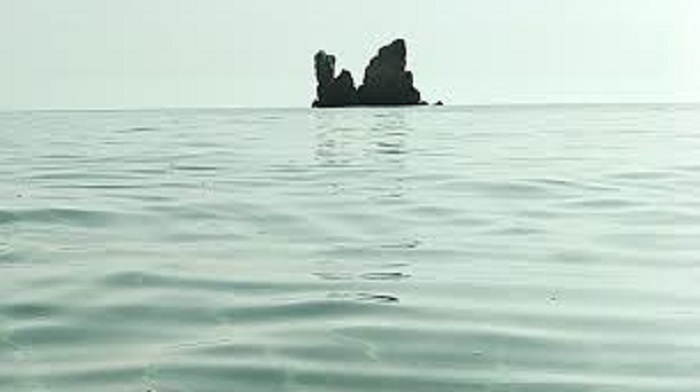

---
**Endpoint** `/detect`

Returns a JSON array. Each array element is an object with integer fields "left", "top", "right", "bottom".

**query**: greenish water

[{"left": 1, "top": 105, "right": 699, "bottom": 391}]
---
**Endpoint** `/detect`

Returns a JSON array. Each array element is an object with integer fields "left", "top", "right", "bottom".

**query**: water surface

[{"left": 1, "top": 105, "right": 699, "bottom": 391}]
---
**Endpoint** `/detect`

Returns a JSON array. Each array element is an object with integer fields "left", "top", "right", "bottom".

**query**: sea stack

[
  {"left": 358, "top": 39, "right": 423, "bottom": 106},
  {"left": 312, "top": 51, "right": 359, "bottom": 108},
  {"left": 312, "top": 39, "right": 425, "bottom": 107}
]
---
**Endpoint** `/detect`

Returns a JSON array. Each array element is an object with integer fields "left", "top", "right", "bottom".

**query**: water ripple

[{"left": 1, "top": 106, "right": 700, "bottom": 392}]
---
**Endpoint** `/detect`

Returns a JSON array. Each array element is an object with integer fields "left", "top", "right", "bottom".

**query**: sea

[{"left": 1, "top": 104, "right": 699, "bottom": 392}]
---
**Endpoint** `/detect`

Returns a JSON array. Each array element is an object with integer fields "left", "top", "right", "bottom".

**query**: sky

[{"left": 1, "top": 0, "right": 699, "bottom": 110}]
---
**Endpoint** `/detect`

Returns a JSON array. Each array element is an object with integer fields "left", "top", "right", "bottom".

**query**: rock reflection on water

[
  {"left": 314, "top": 109, "right": 412, "bottom": 205},
  {"left": 314, "top": 109, "right": 410, "bottom": 164}
]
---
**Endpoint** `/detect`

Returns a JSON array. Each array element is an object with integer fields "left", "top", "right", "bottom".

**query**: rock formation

[
  {"left": 312, "top": 39, "right": 425, "bottom": 107},
  {"left": 358, "top": 39, "right": 423, "bottom": 106},
  {"left": 312, "top": 51, "right": 359, "bottom": 108}
]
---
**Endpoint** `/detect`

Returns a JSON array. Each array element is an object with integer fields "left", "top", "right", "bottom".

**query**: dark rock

[
  {"left": 312, "top": 39, "right": 425, "bottom": 108},
  {"left": 312, "top": 51, "right": 359, "bottom": 108},
  {"left": 435, "top": 101, "right": 444, "bottom": 106},
  {"left": 358, "top": 39, "right": 422, "bottom": 106},
  {"left": 314, "top": 51, "right": 335, "bottom": 86}
]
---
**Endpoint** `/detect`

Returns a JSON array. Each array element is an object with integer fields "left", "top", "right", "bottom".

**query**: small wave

[
  {"left": 360, "top": 272, "right": 411, "bottom": 281},
  {"left": 2, "top": 302, "right": 62, "bottom": 319},
  {"left": 355, "top": 293, "right": 400, "bottom": 303},
  {"left": 379, "top": 240, "right": 422, "bottom": 250},
  {"left": 117, "top": 126, "right": 158, "bottom": 133},
  {"left": 313, "top": 271, "right": 411, "bottom": 282},
  {"left": 0, "top": 210, "right": 15, "bottom": 225},
  {"left": 609, "top": 170, "right": 679, "bottom": 181},
  {"left": 172, "top": 164, "right": 218, "bottom": 172},
  {"left": 220, "top": 298, "right": 397, "bottom": 325},
  {"left": 0, "top": 208, "right": 115, "bottom": 227},
  {"left": 100, "top": 272, "right": 319, "bottom": 298},
  {"left": 564, "top": 197, "right": 638, "bottom": 210}
]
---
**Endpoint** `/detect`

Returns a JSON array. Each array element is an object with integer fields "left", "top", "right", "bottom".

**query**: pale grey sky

[{"left": 1, "top": 0, "right": 699, "bottom": 110}]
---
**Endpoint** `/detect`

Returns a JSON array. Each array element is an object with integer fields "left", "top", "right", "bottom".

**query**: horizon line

[{"left": 2, "top": 100, "right": 700, "bottom": 114}]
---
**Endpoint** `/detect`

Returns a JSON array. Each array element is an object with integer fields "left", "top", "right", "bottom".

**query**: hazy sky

[{"left": 1, "top": 0, "right": 699, "bottom": 110}]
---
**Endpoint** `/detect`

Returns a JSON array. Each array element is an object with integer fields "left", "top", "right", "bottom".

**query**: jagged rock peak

[
  {"left": 312, "top": 39, "right": 426, "bottom": 108},
  {"left": 312, "top": 50, "right": 359, "bottom": 108},
  {"left": 358, "top": 39, "right": 422, "bottom": 106}
]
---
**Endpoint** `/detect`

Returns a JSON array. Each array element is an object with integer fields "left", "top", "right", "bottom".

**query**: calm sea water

[{"left": 1, "top": 105, "right": 699, "bottom": 392}]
